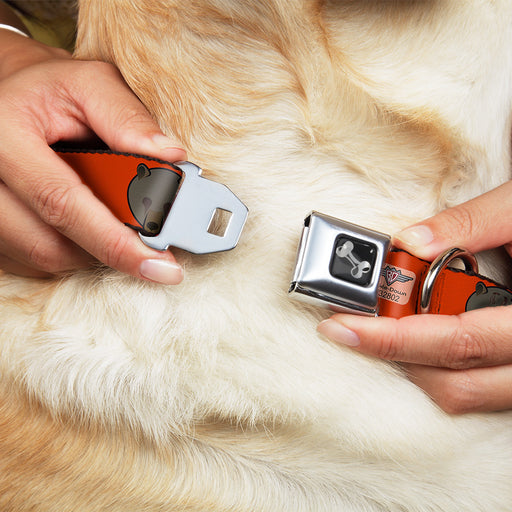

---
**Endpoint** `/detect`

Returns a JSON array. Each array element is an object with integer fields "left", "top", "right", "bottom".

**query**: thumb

[
  {"left": 392, "top": 181, "right": 512, "bottom": 260},
  {"left": 72, "top": 62, "right": 187, "bottom": 163}
]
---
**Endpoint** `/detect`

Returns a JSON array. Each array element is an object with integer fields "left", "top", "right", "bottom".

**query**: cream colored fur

[{"left": 1, "top": 1, "right": 512, "bottom": 510}]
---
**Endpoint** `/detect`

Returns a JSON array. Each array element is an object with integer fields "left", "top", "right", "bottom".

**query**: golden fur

[{"left": 1, "top": 0, "right": 512, "bottom": 510}]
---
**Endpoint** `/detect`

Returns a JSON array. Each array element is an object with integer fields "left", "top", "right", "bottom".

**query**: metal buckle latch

[
  {"left": 139, "top": 161, "right": 248, "bottom": 254},
  {"left": 289, "top": 212, "right": 391, "bottom": 316}
]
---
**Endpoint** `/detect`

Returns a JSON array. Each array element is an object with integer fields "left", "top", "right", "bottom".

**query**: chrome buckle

[
  {"left": 289, "top": 212, "right": 391, "bottom": 316},
  {"left": 139, "top": 161, "right": 248, "bottom": 254}
]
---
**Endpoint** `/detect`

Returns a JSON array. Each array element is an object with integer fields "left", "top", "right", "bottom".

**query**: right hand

[
  {"left": 0, "top": 30, "right": 186, "bottom": 283},
  {"left": 318, "top": 180, "right": 512, "bottom": 414}
]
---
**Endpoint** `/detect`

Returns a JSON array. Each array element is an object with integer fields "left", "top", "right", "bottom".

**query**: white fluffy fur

[{"left": 1, "top": 1, "right": 512, "bottom": 510}]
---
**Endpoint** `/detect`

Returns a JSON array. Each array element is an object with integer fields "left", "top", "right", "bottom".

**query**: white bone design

[{"left": 336, "top": 240, "right": 372, "bottom": 279}]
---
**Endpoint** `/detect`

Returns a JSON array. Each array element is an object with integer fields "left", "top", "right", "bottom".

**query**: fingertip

[
  {"left": 108, "top": 129, "right": 186, "bottom": 160},
  {"left": 393, "top": 181, "right": 512, "bottom": 258},
  {"left": 139, "top": 258, "right": 184, "bottom": 285},
  {"left": 318, "top": 313, "right": 419, "bottom": 361},
  {"left": 317, "top": 318, "right": 360, "bottom": 347},
  {"left": 392, "top": 224, "right": 442, "bottom": 260},
  {"left": 114, "top": 132, "right": 187, "bottom": 164},
  {"left": 75, "top": 66, "right": 188, "bottom": 163},
  {"left": 393, "top": 224, "right": 433, "bottom": 249},
  {"left": 149, "top": 134, "right": 187, "bottom": 161}
]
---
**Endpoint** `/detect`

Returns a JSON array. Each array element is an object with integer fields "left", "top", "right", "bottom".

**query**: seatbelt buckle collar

[
  {"left": 55, "top": 148, "right": 248, "bottom": 255},
  {"left": 289, "top": 212, "right": 391, "bottom": 316},
  {"left": 288, "top": 212, "right": 506, "bottom": 318}
]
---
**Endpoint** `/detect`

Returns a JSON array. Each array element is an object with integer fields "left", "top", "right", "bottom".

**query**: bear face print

[
  {"left": 465, "top": 281, "right": 512, "bottom": 311},
  {"left": 127, "top": 163, "right": 181, "bottom": 235}
]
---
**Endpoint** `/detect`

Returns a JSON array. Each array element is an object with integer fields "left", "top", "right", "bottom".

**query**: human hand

[
  {"left": 318, "top": 180, "right": 512, "bottom": 414},
  {"left": 0, "top": 30, "right": 186, "bottom": 282}
]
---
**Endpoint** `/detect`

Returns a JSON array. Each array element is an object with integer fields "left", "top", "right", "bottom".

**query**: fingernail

[
  {"left": 151, "top": 134, "right": 187, "bottom": 160},
  {"left": 394, "top": 225, "right": 434, "bottom": 249},
  {"left": 139, "top": 259, "right": 184, "bottom": 285},
  {"left": 317, "top": 319, "right": 360, "bottom": 347}
]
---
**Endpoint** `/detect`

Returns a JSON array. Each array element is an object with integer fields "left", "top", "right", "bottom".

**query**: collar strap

[
  {"left": 56, "top": 148, "right": 248, "bottom": 254},
  {"left": 289, "top": 211, "right": 512, "bottom": 318}
]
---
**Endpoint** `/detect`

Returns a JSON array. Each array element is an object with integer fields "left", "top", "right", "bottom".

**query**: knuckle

[
  {"left": 442, "top": 319, "right": 487, "bottom": 369},
  {"left": 374, "top": 331, "right": 403, "bottom": 361},
  {"left": 436, "top": 371, "right": 482, "bottom": 415},
  {"left": 28, "top": 238, "right": 65, "bottom": 274},
  {"left": 115, "top": 103, "right": 154, "bottom": 131},
  {"left": 442, "top": 203, "right": 477, "bottom": 241},
  {"left": 33, "top": 182, "right": 80, "bottom": 231}
]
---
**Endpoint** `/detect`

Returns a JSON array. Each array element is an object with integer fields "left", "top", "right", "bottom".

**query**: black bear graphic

[
  {"left": 127, "top": 163, "right": 181, "bottom": 235},
  {"left": 465, "top": 281, "right": 512, "bottom": 311}
]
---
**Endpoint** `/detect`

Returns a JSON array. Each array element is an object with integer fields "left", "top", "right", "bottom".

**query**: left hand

[
  {"left": 317, "top": 181, "right": 512, "bottom": 414},
  {"left": 0, "top": 30, "right": 186, "bottom": 282}
]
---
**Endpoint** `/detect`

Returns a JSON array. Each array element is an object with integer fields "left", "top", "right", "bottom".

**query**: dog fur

[{"left": 1, "top": 0, "right": 512, "bottom": 510}]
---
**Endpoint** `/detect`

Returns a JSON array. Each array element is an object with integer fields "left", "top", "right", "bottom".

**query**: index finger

[
  {"left": 0, "top": 59, "right": 185, "bottom": 283},
  {"left": 393, "top": 180, "right": 512, "bottom": 261},
  {"left": 1, "top": 137, "right": 183, "bottom": 283},
  {"left": 317, "top": 306, "right": 512, "bottom": 370},
  {"left": 65, "top": 60, "right": 187, "bottom": 162}
]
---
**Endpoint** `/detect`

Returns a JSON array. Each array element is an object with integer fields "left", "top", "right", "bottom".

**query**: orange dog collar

[
  {"left": 56, "top": 148, "right": 248, "bottom": 254},
  {"left": 290, "top": 211, "right": 512, "bottom": 318}
]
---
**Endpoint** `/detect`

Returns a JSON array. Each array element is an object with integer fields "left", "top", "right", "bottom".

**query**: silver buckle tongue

[
  {"left": 139, "top": 161, "right": 248, "bottom": 254},
  {"left": 289, "top": 212, "right": 391, "bottom": 316}
]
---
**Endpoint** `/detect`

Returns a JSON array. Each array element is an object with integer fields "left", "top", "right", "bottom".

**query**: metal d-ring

[{"left": 419, "top": 247, "right": 478, "bottom": 314}]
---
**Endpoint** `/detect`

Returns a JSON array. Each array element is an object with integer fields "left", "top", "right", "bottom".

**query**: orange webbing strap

[
  {"left": 55, "top": 148, "right": 182, "bottom": 236},
  {"left": 378, "top": 249, "right": 512, "bottom": 318}
]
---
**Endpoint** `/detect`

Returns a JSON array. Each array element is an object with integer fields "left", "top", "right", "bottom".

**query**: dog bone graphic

[{"left": 335, "top": 240, "right": 372, "bottom": 279}]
